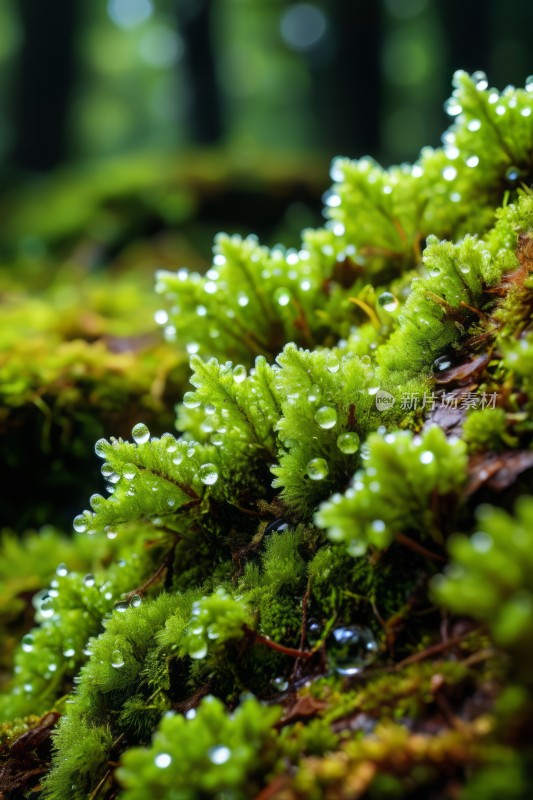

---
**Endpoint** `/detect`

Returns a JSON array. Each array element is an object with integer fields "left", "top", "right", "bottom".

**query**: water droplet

[
  {"left": 154, "top": 309, "right": 168, "bottom": 325},
  {"left": 114, "top": 602, "right": 129, "bottom": 613},
  {"left": 237, "top": 292, "right": 249, "bottom": 307},
  {"left": 83, "top": 574, "right": 96, "bottom": 588},
  {"left": 265, "top": 518, "right": 290, "bottom": 535},
  {"left": 94, "top": 439, "right": 108, "bottom": 458},
  {"left": 433, "top": 355, "right": 452, "bottom": 373},
  {"left": 505, "top": 165, "right": 523, "bottom": 182},
  {"left": 130, "top": 594, "right": 142, "bottom": 608},
  {"left": 307, "top": 619, "right": 322, "bottom": 643},
  {"left": 328, "top": 625, "right": 379, "bottom": 676},
  {"left": 73, "top": 515, "right": 87, "bottom": 533},
  {"left": 111, "top": 650, "right": 125, "bottom": 668},
  {"left": 377, "top": 292, "right": 398, "bottom": 313},
  {"left": 307, "top": 385, "right": 321, "bottom": 403},
  {"left": 459, "top": 263, "right": 470, "bottom": 274},
  {"left": 122, "top": 464, "right": 137, "bottom": 481},
  {"left": 521, "top": 107, "right": 532, "bottom": 117},
  {"left": 172, "top": 453, "right": 183, "bottom": 466},
  {"left": 326, "top": 354, "right": 340, "bottom": 373},
  {"left": 314, "top": 406, "right": 337, "bottom": 429},
  {"left": 189, "top": 643, "right": 208, "bottom": 659},
  {"left": 183, "top": 392, "right": 201, "bottom": 409},
  {"left": 56, "top": 563, "right": 68, "bottom": 577},
  {"left": 208, "top": 746, "right": 231, "bottom": 765},
  {"left": 155, "top": 753, "right": 172, "bottom": 769},
  {"left": 63, "top": 647, "right": 76, "bottom": 658},
  {"left": 106, "top": 528, "right": 118, "bottom": 540},
  {"left": 307, "top": 458, "right": 329, "bottom": 480},
  {"left": 442, "top": 166, "right": 457, "bottom": 181},
  {"left": 132, "top": 423, "right": 150, "bottom": 444},
  {"left": 233, "top": 365, "right": 247, "bottom": 383},
  {"left": 22, "top": 634, "right": 34, "bottom": 653},
  {"left": 185, "top": 708, "right": 196, "bottom": 719},
  {"left": 526, "top": 75, "right": 533, "bottom": 92},
  {"left": 419, "top": 451, "right": 434, "bottom": 465},
  {"left": 199, "top": 463, "right": 218, "bottom": 485},
  {"left": 472, "top": 70, "right": 488, "bottom": 90},
  {"left": 271, "top": 676, "right": 289, "bottom": 692},
  {"left": 444, "top": 98, "right": 462, "bottom": 116},
  {"left": 274, "top": 288, "right": 291, "bottom": 307},
  {"left": 471, "top": 531, "right": 493, "bottom": 553},
  {"left": 337, "top": 432, "right": 360, "bottom": 454}
]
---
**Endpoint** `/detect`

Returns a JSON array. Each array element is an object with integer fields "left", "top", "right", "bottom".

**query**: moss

[{"left": 1, "top": 72, "right": 533, "bottom": 798}]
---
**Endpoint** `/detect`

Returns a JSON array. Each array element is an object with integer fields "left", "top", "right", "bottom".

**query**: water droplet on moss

[
  {"left": 83, "top": 574, "right": 95, "bottom": 588},
  {"left": 94, "top": 439, "right": 107, "bottom": 458},
  {"left": 155, "top": 753, "right": 172, "bottom": 768},
  {"left": 433, "top": 355, "right": 452, "bottom": 373},
  {"left": 233, "top": 364, "right": 247, "bottom": 383},
  {"left": 265, "top": 518, "right": 290, "bottom": 534},
  {"left": 189, "top": 643, "right": 208, "bottom": 659},
  {"left": 378, "top": 292, "right": 398, "bottom": 312},
  {"left": 130, "top": 594, "right": 142, "bottom": 608},
  {"left": 208, "top": 746, "right": 231, "bottom": 765},
  {"left": 114, "top": 602, "right": 129, "bottom": 613},
  {"left": 472, "top": 70, "right": 488, "bottom": 90},
  {"left": 337, "top": 432, "right": 360, "bottom": 454},
  {"left": 22, "top": 634, "right": 34, "bottom": 653},
  {"left": 442, "top": 166, "right": 457, "bottom": 181},
  {"left": 315, "top": 406, "right": 337, "bottom": 429},
  {"left": 111, "top": 650, "right": 125, "bottom": 668},
  {"left": 73, "top": 515, "right": 87, "bottom": 533},
  {"left": 307, "top": 458, "right": 329, "bottom": 480},
  {"left": 466, "top": 155, "right": 479, "bottom": 168},
  {"left": 122, "top": 464, "right": 137, "bottom": 480},
  {"left": 274, "top": 288, "right": 291, "bottom": 306},
  {"left": 185, "top": 708, "right": 197, "bottom": 720},
  {"left": 328, "top": 625, "right": 378, "bottom": 676},
  {"left": 271, "top": 676, "right": 289, "bottom": 692},
  {"left": 420, "top": 451, "right": 435, "bottom": 464},
  {"left": 505, "top": 165, "right": 523, "bottom": 182},
  {"left": 326, "top": 354, "right": 340, "bottom": 373},
  {"left": 56, "top": 563, "right": 68, "bottom": 577},
  {"left": 132, "top": 423, "right": 150, "bottom": 444},
  {"left": 199, "top": 463, "right": 218, "bottom": 485}
]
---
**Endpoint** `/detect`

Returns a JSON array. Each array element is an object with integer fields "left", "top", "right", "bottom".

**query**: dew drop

[
  {"left": 442, "top": 166, "right": 457, "bottom": 181},
  {"left": 56, "top": 563, "right": 68, "bottom": 577},
  {"left": 132, "top": 423, "right": 150, "bottom": 444},
  {"left": 466, "top": 155, "right": 479, "bottom": 168},
  {"left": 22, "top": 634, "right": 34, "bottom": 653},
  {"left": 63, "top": 646, "right": 76, "bottom": 658},
  {"left": 307, "top": 385, "right": 321, "bottom": 403},
  {"left": 505, "top": 165, "right": 523, "bottom": 182},
  {"left": 122, "top": 464, "right": 137, "bottom": 481},
  {"left": 94, "top": 439, "right": 108, "bottom": 458},
  {"left": 419, "top": 451, "right": 435, "bottom": 465},
  {"left": 183, "top": 392, "right": 201, "bottom": 409},
  {"left": 155, "top": 753, "right": 172, "bottom": 769},
  {"left": 444, "top": 98, "right": 462, "bottom": 116},
  {"left": 433, "top": 355, "right": 452, "bottom": 373},
  {"left": 154, "top": 309, "right": 168, "bottom": 325},
  {"left": 314, "top": 406, "right": 337, "bottom": 429},
  {"left": 265, "top": 518, "right": 290, "bottom": 535},
  {"left": 328, "top": 625, "right": 379, "bottom": 676},
  {"left": 526, "top": 75, "right": 533, "bottom": 92},
  {"left": 83, "top": 574, "right": 96, "bottom": 588},
  {"left": 467, "top": 119, "right": 482, "bottom": 131},
  {"left": 326, "top": 354, "right": 340, "bottom": 373},
  {"left": 337, "top": 432, "right": 360, "bottom": 454},
  {"left": 185, "top": 708, "right": 197, "bottom": 719},
  {"left": 307, "top": 458, "right": 329, "bottom": 480},
  {"left": 73, "top": 515, "right": 87, "bottom": 533},
  {"left": 274, "top": 288, "right": 291, "bottom": 307},
  {"left": 208, "top": 746, "right": 231, "bottom": 765},
  {"left": 472, "top": 70, "right": 488, "bottom": 90},
  {"left": 233, "top": 364, "right": 247, "bottom": 383},
  {"left": 111, "top": 650, "right": 125, "bottom": 669},
  {"left": 114, "top": 602, "right": 129, "bottom": 613},
  {"left": 130, "top": 594, "right": 142, "bottom": 608},
  {"left": 377, "top": 292, "right": 399, "bottom": 313},
  {"left": 471, "top": 531, "right": 493, "bottom": 553},
  {"left": 271, "top": 676, "right": 289, "bottom": 692},
  {"left": 199, "top": 463, "right": 218, "bottom": 485},
  {"left": 237, "top": 292, "right": 249, "bottom": 307},
  {"left": 189, "top": 643, "right": 208, "bottom": 659}
]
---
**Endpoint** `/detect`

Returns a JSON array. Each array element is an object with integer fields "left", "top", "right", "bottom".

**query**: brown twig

[
  {"left": 246, "top": 627, "right": 313, "bottom": 660},
  {"left": 395, "top": 532, "right": 447, "bottom": 562},
  {"left": 125, "top": 542, "right": 177, "bottom": 601}
]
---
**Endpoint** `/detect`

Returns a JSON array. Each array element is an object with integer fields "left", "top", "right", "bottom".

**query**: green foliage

[
  {"left": 1, "top": 73, "right": 533, "bottom": 799},
  {"left": 117, "top": 696, "right": 281, "bottom": 800},
  {"left": 433, "top": 497, "right": 533, "bottom": 674},
  {"left": 315, "top": 426, "right": 468, "bottom": 553}
]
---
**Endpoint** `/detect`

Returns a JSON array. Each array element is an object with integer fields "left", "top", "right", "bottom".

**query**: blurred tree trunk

[
  {"left": 315, "top": 0, "right": 383, "bottom": 158},
  {"left": 9, "top": 0, "right": 80, "bottom": 172},
  {"left": 176, "top": 0, "right": 223, "bottom": 145}
]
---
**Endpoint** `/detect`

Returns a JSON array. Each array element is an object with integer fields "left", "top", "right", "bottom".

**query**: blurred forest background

[{"left": 1, "top": 0, "right": 533, "bottom": 175}]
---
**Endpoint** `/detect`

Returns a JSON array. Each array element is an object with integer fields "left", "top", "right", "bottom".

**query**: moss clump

[{"left": 1, "top": 71, "right": 533, "bottom": 799}]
